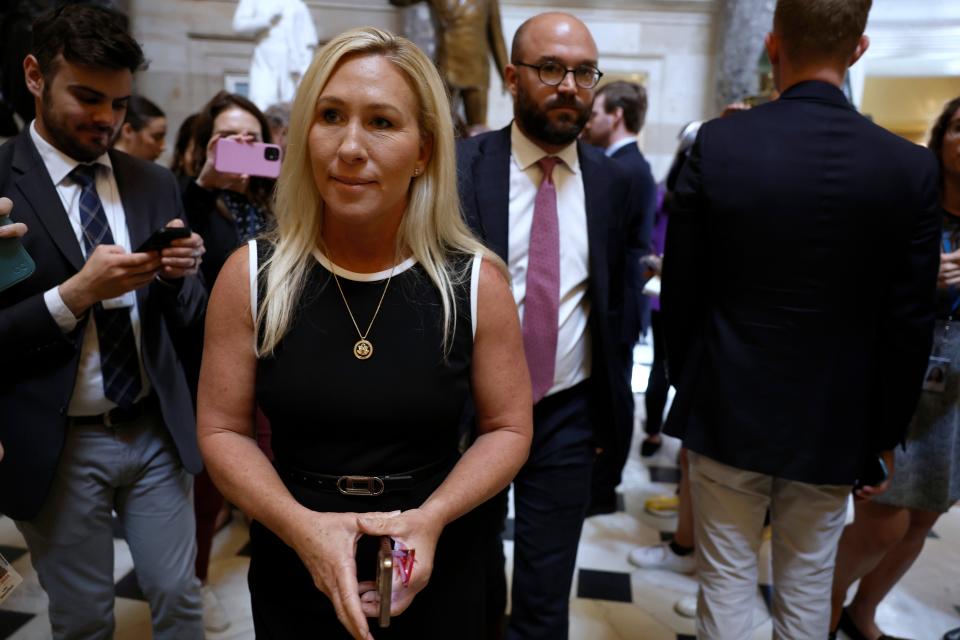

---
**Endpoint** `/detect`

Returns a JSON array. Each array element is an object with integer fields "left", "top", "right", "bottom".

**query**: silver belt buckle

[{"left": 336, "top": 475, "right": 385, "bottom": 496}]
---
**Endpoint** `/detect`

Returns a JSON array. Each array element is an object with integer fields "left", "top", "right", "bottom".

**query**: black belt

[
  {"left": 278, "top": 456, "right": 453, "bottom": 496},
  {"left": 69, "top": 395, "right": 157, "bottom": 428}
]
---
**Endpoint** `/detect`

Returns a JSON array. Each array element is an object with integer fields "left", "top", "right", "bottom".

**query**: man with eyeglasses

[{"left": 457, "top": 12, "right": 646, "bottom": 639}]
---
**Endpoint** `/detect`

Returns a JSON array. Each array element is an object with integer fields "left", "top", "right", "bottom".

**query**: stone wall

[{"left": 130, "top": 0, "right": 720, "bottom": 178}]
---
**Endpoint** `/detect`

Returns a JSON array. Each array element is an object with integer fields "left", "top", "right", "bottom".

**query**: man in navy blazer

[
  {"left": 0, "top": 6, "right": 206, "bottom": 637},
  {"left": 662, "top": 0, "right": 940, "bottom": 637},
  {"left": 582, "top": 80, "right": 658, "bottom": 512},
  {"left": 457, "top": 13, "right": 644, "bottom": 639}
]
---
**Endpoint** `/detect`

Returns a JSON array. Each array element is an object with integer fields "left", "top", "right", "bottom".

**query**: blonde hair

[{"left": 256, "top": 26, "right": 502, "bottom": 356}]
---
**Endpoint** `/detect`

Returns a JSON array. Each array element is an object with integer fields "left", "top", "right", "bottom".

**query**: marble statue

[{"left": 233, "top": 0, "right": 318, "bottom": 111}]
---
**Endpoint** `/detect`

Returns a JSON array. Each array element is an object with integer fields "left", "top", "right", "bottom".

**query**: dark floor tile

[
  {"left": 659, "top": 531, "right": 674, "bottom": 542},
  {"left": 927, "top": 529, "right": 940, "bottom": 539},
  {"left": 576, "top": 568, "right": 632, "bottom": 603},
  {"left": 237, "top": 542, "right": 251, "bottom": 557},
  {"left": 677, "top": 635, "right": 696, "bottom": 640},
  {"left": 114, "top": 569, "right": 145, "bottom": 601},
  {"left": 648, "top": 466, "right": 681, "bottom": 484},
  {"left": 0, "top": 610, "right": 34, "bottom": 638},
  {"left": 759, "top": 584, "right": 773, "bottom": 612},
  {"left": 954, "top": 604, "right": 960, "bottom": 617},
  {"left": 0, "top": 546, "right": 27, "bottom": 564},
  {"left": 503, "top": 518, "right": 514, "bottom": 542},
  {"left": 615, "top": 493, "right": 625, "bottom": 512}
]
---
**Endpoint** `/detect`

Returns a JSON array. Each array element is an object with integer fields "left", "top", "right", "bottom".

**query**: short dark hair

[
  {"left": 597, "top": 81, "right": 647, "bottom": 134},
  {"left": 263, "top": 103, "right": 291, "bottom": 131},
  {"left": 773, "top": 0, "right": 871, "bottom": 65},
  {"left": 31, "top": 4, "right": 145, "bottom": 79},
  {"left": 124, "top": 95, "right": 165, "bottom": 131},
  {"left": 929, "top": 96, "right": 960, "bottom": 181}
]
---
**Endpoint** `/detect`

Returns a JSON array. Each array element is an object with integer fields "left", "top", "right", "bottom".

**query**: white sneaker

[
  {"left": 627, "top": 542, "right": 696, "bottom": 574},
  {"left": 202, "top": 585, "right": 231, "bottom": 633},
  {"left": 674, "top": 594, "right": 697, "bottom": 618}
]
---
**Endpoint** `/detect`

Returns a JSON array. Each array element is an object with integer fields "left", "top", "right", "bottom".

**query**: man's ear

[
  {"left": 23, "top": 55, "right": 44, "bottom": 100},
  {"left": 764, "top": 32, "right": 780, "bottom": 67},
  {"left": 848, "top": 35, "right": 870, "bottom": 68},
  {"left": 613, "top": 106, "right": 625, "bottom": 129},
  {"left": 119, "top": 122, "right": 135, "bottom": 140},
  {"left": 505, "top": 64, "right": 519, "bottom": 100}
]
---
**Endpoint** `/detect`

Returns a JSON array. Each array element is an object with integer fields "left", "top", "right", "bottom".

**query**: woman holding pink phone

[{"left": 175, "top": 91, "right": 278, "bottom": 633}]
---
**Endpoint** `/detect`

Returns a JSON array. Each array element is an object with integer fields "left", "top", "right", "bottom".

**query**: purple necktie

[{"left": 524, "top": 156, "right": 561, "bottom": 403}]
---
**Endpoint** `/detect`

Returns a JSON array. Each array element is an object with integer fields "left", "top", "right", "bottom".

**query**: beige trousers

[{"left": 688, "top": 452, "right": 850, "bottom": 640}]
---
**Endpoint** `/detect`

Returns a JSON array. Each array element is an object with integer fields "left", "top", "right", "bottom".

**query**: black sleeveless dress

[{"left": 247, "top": 242, "right": 495, "bottom": 639}]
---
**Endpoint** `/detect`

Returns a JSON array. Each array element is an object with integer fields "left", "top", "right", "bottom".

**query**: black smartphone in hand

[
  {"left": 0, "top": 217, "right": 35, "bottom": 293},
  {"left": 854, "top": 455, "right": 889, "bottom": 491},
  {"left": 136, "top": 226, "right": 191, "bottom": 253}
]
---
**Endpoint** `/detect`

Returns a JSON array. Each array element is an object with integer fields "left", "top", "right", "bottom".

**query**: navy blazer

[
  {"left": 456, "top": 125, "right": 643, "bottom": 456},
  {"left": 610, "top": 141, "right": 657, "bottom": 343},
  {"left": 662, "top": 81, "right": 941, "bottom": 485},
  {"left": 0, "top": 130, "right": 207, "bottom": 520}
]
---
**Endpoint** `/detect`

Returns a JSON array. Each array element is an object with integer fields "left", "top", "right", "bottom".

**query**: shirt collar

[
  {"left": 29, "top": 119, "right": 113, "bottom": 187},
  {"left": 606, "top": 137, "right": 635, "bottom": 157},
  {"left": 510, "top": 120, "right": 580, "bottom": 175}
]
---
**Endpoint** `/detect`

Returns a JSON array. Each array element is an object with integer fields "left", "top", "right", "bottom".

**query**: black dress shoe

[
  {"left": 837, "top": 607, "right": 912, "bottom": 640},
  {"left": 942, "top": 628, "right": 960, "bottom": 640},
  {"left": 640, "top": 438, "right": 662, "bottom": 457}
]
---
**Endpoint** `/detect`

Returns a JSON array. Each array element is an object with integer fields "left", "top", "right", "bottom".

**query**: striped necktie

[{"left": 70, "top": 164, "right": 142, "bottom": 408}]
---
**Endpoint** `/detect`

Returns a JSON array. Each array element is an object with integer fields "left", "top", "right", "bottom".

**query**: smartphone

[
  {"left": 854, "top": 455, "right": 889, "bottom": 491},
  {"left": 376, "top": 537, "right": 393, "bottom": 628},
  {"left": 214, "top": 138, "right": 282, "bottom": 179},
  {"left": 0, "top": 217, "right": 35, "bottom": 293},
  {"left": 136, "top": 226, "right": 191, "bottom": 253}
]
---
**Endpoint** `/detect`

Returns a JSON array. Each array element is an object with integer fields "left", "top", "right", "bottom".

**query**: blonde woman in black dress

[{"left": 197, "top": 27, "right": 532, "bottom": 639}]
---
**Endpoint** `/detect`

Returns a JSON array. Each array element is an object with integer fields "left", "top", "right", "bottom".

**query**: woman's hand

[
  {"left": 286, "top": 508, "right": 398, "bottom": 640},
  {"left": 195, "top": 132, "right": 254, "bottom": 194},
  {"left": 937, "top": 249, "right": 960, "bottom": 289},
  {"left": 356, "top": 508, "right": 443, "bottom": 618}
]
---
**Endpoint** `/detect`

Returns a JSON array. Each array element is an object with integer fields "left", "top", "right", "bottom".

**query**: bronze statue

[{"left": 391, "top": 0, "right": 509, "bottom": 127}]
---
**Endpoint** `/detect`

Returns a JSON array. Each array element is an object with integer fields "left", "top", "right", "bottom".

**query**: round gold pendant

[{"left": 353, "top": 339, "right": 373, "bottom": 360}]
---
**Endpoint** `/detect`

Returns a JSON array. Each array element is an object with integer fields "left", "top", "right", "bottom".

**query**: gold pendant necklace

[{"left": 330, "top": 257, "right": 397, "bottom": 360}]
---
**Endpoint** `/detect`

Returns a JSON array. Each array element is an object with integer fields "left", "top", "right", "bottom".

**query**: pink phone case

[{"left": 214, "top": 138, "right": 283, "bottom": 179}]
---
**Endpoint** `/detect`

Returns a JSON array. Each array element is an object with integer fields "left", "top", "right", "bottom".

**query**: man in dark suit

[
  {"left": 662, "top": 0, "right": 940, "bottom": 637},
  {"left": 457, "top": 13, "right": 644, "bottom": 639},
  {"left": 582, "top": 79, "right": 658, "bottom": 513},
  {"left": 0, "top": 5, "right": 207, "bottom": 638}
]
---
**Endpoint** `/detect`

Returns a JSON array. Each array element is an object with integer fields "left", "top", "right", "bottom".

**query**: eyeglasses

[{"left": 514, "top": 61, "right": 603, "bottom": 89}]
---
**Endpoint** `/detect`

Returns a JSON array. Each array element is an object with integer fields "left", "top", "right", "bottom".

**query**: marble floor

[{"left": 1, "top": 345, "right": 959, "bottom": 639}]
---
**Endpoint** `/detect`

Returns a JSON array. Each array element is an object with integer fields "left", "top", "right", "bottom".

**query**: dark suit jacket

[
  {"left": 456, "top": 125, "right": 643, "bottom": 458},
  {"left": 611, "top": 141, "right": 657, "bottom": 344},
  {"left": 0, "top": 130, "right": 207, "bottom": 520},
  {"left": 662, "top": 81, "right": 941, "bottom": 485}
]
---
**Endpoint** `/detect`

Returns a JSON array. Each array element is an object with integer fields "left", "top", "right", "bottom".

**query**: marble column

[{"left": 714, "top": 0, "right": 775, "bottom": 113}]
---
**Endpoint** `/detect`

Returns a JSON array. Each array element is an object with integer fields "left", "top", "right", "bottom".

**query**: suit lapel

[
  {"left": 110, "top": 152, "right": 155, "bottom": 310},
  {"left": 111, "top": 151, "right": 152, "bottom": 251},
  {"left": 474, "top": 127, "right": 512, "bottom": 261},
  {"left": 578, "top": 142, "right": 609, "bottom": 308},
  {"left": 11, "top": 133, "right": 85, "bottom": 272}
]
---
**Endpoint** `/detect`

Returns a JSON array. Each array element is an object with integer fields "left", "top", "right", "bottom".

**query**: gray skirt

[{"left": 876, "top": 319, "right": 960, "bottom": 513}]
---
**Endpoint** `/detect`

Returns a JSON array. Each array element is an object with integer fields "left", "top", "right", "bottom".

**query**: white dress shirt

[
  {"left": 31, "top": 121, "right": 152, "bottom": 416},
  {"left": 509, "top": 122, "right": 591, "bottom": 398}
]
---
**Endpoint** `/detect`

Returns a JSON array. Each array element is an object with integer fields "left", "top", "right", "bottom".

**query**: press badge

[
  {"left": 923, "top": 356, "right": 950, "bottom": 394},
  {"left": 0, "top": 552, "right": 23, "bottom": 604}
]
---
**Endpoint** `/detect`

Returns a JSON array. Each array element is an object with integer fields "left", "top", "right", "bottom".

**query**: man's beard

[
  {"left": 515, "top": 85, "right": 589, "bottom": 148},
  {"left": 40, "top": 97, "right": 118, "bottom": 163}
]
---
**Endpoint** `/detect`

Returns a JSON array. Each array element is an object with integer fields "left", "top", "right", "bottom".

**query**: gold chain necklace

[{"left": 329, "top": 257, "right": 398, "bottom": 360}]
